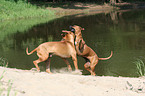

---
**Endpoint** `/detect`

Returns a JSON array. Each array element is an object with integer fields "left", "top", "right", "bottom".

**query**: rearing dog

[
  {"left": 26, "top": 31, "right": 78, "bottom": 73},
  {"left": 69, "top": 25, "right": 113, "bottom": 76}
]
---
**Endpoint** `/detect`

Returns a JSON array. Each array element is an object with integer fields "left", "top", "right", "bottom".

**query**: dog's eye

[
  {"left": 71, "top": 28, "right": 75, "bottom": 33},
  {"left": 69, "top": 26, "right": 75, "bottom": 32}
]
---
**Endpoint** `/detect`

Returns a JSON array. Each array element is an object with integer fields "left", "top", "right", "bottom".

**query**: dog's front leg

[
  {"left": 72, "top": 55, "right": 78, "bottom": 70},
  {"left": 45, "top": 58, "right": 52, "bottom": 74},
  {"left": 62, "top": 58, "right": 72, "bottom": 71}
]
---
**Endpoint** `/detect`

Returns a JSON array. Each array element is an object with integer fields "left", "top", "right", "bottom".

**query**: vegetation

[
  {"left": 0, "top": 57, "right": 8, "bottom": 67},
  {"left": 29, "top": 0, "right": 145, "bottom": 4},
  {"left": 134, "top": 59, "right": 145, "bottom": 76},
  {"left": 1, "top": 0, "right": 144, "bottom": 21},
  {"left": 0, "top": 71, "right": 14, "bottom": 96},
  {"left": 0, "top": 71, "right": 5, "bottom": 81},
  {"left": 0, "top": 57, "right": 13, "bottom": 95},
  {"left": 0, "top": 56, "right": 15, "bottom": 96},
  {"left": 0, "top": 0, "right": 55, "bottom": 21},
  {"left": 29, "top": 0, "right": 145, "bottom": 3}
]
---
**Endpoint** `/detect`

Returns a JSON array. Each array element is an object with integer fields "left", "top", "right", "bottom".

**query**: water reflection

[{"left": 0, "top": 9, "right": 145, "bottom": 77}]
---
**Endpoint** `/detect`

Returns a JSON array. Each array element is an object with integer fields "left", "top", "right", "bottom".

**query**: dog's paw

[{"left": 46, "top": 69, "right": 53, "bottom": 74}]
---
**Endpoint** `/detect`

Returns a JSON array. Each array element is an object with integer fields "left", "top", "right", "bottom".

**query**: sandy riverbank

[
  {"left": 0, "top": 67, "right": 145, "bottom": 96},
  {"left": 46, "top": 2, "right": 145, "bottom": 16}
]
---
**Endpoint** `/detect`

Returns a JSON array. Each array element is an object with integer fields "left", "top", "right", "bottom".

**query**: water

[{"left": 0, "top": 9, "right": 145, "bottom": 77}]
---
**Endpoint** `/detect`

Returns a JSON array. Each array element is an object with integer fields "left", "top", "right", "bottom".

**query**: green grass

[
  {"left": 7, "top": 80, "right": 13, "bottom": 96},
  {"left": 134, "top": 59, "right": 145, "bottom": 76},
  {"left": 0, "top": 57, "right": 8, "bottom": 67},
  {"left": 0, "top": 0, "right": 55, "bottom": 21},
  {"left": 0, "top": 71, "right": 5, "bottom": 81}
]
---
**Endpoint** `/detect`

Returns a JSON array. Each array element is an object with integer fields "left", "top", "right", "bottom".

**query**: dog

[
  {"left": 26, "top": 31, "right": 78, "bottom": 73},
  {"left": 70, "top": 25, "right": 113, "bottom": 76}
]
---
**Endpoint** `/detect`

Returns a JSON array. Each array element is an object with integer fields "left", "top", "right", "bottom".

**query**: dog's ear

[{"left": 79, "top": 39, "right": 85, "bottom": 53}]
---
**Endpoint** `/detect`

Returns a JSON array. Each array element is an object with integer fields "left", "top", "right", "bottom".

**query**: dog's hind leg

[
  {"left": 33, "top": 52, "right": 49, "bottom": 72},
  {"left": 33, "top": 59, "right": 42, "bottom": 72},
  {"left": 90, "top": 59, "right": 98, "bottom": 76},
  {"left": 84, "top": 57, "right": 97, "bottom": 76},
  {"left": 62, "top": 58, "right": 72, "bottom": 71},
  {"left": 90, "top": 65, "right": 97, "bottom": 76},
  {"left": 83, "top": 57, "right": 92, "bottom": 74},
  {"left": 45, "top": 57, "right": 52, "bottom": 74},
  {"left": 84, "top": 62, "right": 92, "bottom": 73},
  {"left": 84, "top": 62, "right": 97, "bottom": 76}
]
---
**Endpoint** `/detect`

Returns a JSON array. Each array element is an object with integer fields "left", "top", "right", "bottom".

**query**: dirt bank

[
  {"left": 0, "top": 67, "right": 145, "bottom": 96},
  {"left": 50, "top": 3, "right": 114, "bottom": 16},
  {"left": 45, "top": 2, "right": 145, "bottom": 16},
  {"left": 33, "top": 2, "right": 115, "bottom": 16}
]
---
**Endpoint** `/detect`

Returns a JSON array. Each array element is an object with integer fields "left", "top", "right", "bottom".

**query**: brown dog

[
  {"left": 26, "top": 31, "right": 78, "bottom": 73},
  {"left": 70, "top": 25, "right": 113, "bottom": 76}
]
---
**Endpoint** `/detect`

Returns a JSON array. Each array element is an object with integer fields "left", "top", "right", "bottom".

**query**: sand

[{"left": 0, "top": 67, "right": 145, "bottom": 96}]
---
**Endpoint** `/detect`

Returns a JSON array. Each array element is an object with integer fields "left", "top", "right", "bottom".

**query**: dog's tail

[
  {"left": 26, "top": 47, "right": 37, "bottom": 55},
  {"left": 98, "top": 51, "right": 113, "bottom": 60}
]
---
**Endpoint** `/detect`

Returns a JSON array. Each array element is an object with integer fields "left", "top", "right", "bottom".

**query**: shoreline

[
  {"left": 0, "top": 67, "right": 145, "bottom": 96},
  {"left": 44, "top": 2, "right": 145, "bottom": 17},
  {"left": 49, "top": 3, "right": 114, "bottom": 16},
  {"left": 1, "top": 1, "right": 145, "bottom": 21}
]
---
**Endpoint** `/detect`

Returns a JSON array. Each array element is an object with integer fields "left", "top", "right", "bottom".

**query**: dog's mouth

[
  {"left": 61, "top": 33, "right": 67, "bottom": 41},
  {"left": 61, "top": 33, "right": 66, "bottom": 37},
  {"left": 69, "top": 26, "right": 75, "bottom": 33}
]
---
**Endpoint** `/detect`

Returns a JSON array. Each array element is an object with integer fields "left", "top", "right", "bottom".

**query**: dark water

[{"left": 0, "top": 9, "right": 145, "bottom": 77}]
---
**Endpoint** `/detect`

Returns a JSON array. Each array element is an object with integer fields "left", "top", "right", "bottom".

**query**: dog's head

[
  {"left": 69, "top": 25, "right": 84, "bottom": 34},
  {"left": 61, "top": 30, "right": 75, "bottom": 42}
]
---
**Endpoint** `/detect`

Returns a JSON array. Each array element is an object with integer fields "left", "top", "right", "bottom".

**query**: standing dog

[
  {"left": 70, "top": 25, "right": 113, "bottom": 76},
  {"left": 26, "top": 31, "right": 78, "bottom": 73}
]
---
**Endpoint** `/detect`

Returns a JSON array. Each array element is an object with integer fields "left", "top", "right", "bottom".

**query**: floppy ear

[{"left": 79, "top": 39, "right": 85, "bottom": 53}]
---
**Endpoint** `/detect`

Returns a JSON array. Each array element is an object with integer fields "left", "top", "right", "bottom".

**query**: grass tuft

[
  {"left": 134, "top": 59, "right": 145, "bottom": 76},
  {"left": 7, "top": 80, "right": 13, "bottom": 96},
  {"left": 0, "top": 71, "right": 14, "bottom": 96},
  {"left": 0, "top": 57, "right": 8, "bottom": 67},
  {"left": 0, "top": 71, "right": 5, "bottom": 81}
]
